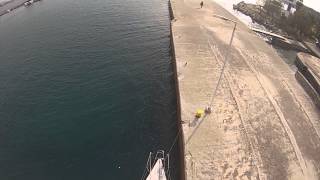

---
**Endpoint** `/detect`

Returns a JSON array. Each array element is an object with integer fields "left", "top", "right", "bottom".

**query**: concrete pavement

[{"left": 170, "top": 0, "right": 320, "bottom": 179}]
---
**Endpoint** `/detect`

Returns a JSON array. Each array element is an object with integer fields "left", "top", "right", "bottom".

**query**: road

[{"left": 170, "top": 0, "right": 320, "bottom": 179}]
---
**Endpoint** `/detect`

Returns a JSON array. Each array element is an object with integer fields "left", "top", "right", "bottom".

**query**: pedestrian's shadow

[{"left": 189, "top": 114, "right": 208, "bottom": 127}]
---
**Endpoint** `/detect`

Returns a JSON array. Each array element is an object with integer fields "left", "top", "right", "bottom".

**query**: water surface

[{"left": 0, "top": 0, "right": 181, "bottom": 179}]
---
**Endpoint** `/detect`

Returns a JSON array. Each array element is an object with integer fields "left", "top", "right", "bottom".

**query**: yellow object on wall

[{"left": 195, "top": 109, "right": 204, "bottom": 118}]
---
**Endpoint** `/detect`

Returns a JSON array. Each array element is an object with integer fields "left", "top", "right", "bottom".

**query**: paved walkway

[{"left": 170, "top": 0, "right": 320, "bottom": 179}]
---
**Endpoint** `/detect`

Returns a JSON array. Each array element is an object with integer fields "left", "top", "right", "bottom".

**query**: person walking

[{"left": 200, "top": 1, "right": 203, "bottom": 8}]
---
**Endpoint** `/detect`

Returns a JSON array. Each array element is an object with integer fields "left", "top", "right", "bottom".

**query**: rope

[
  {"left": 140, "top": 153, "right": 151, "bottom": 180},
  {"left": 140, "top": 164, "right": 148, "bottom": 180},
  {"left": 140, "top": 15, "right": 237, "bottom": 180},
  {"left": 209, "top": 23, "right": 237, "bottom": 107},
  {"left": 168, "top": 126, "right": 182, "bottom": 154},
  {"left": 165, "top": 127, "right": 182, "bottom": 180},
  {"left": 185, "top": 23, "right": 237, "bottom": 145}
]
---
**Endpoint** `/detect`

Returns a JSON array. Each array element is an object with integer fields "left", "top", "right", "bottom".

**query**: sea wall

[
  {"left": 272, "top": 38, "right": 309, "bottom": 52},
  {"left": 296, "top": 53, "right": 320, "bottom": 95},
  {"left": 0, "top": 0, "right": 27, "bottom": 16},
  {"left": 168, "top": 1, "right": 186, "bottom": 180},
  {"left": 295, "top": 53, "right": 320, "bottom": 109},
  {"left": 0, "top": 0, "right": 41, "bottom": 16},
  {"left": 303, "top": 41, "right": 320, "bottom": 59},
  {"left": 295, "top": 71, "right": 320, "bottom": 109}
]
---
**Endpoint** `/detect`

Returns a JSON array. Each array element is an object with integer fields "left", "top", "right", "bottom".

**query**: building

[{"left": 281, "top": 0, "right": 303, "bottom": 16}]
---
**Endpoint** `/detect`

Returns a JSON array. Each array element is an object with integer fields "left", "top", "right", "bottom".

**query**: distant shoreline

[{"left": 0, "top": 0, "right": 33, "bottom": 16}]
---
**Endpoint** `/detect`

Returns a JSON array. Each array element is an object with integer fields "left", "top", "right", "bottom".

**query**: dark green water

[{"left": 0, "top": 0, "right": 181, "bottom": 179}]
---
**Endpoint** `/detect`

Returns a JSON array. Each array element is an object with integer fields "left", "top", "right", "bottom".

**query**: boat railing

[{"left": 141, "top": 150, "right": 170, "bottom": 180}]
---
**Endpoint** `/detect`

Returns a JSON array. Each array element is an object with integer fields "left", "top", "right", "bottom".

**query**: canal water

[{"left": 0, "top": 0, "right": 181, "bottom": 179}]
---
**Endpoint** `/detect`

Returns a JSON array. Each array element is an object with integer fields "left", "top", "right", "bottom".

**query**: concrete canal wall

[
  {"left": 295, "top": 52, "right": 320, "bottom": 109},
  {"left": 168, "top": 1, "right": 186, "bottom": 180},
  {"left": 0, "top": 0, "right": 41, "bottom": 16}
]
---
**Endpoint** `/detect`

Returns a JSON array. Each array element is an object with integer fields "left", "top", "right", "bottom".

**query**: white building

[{"left": 281, "top": 0, "right": 303, "bottom": 16}]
